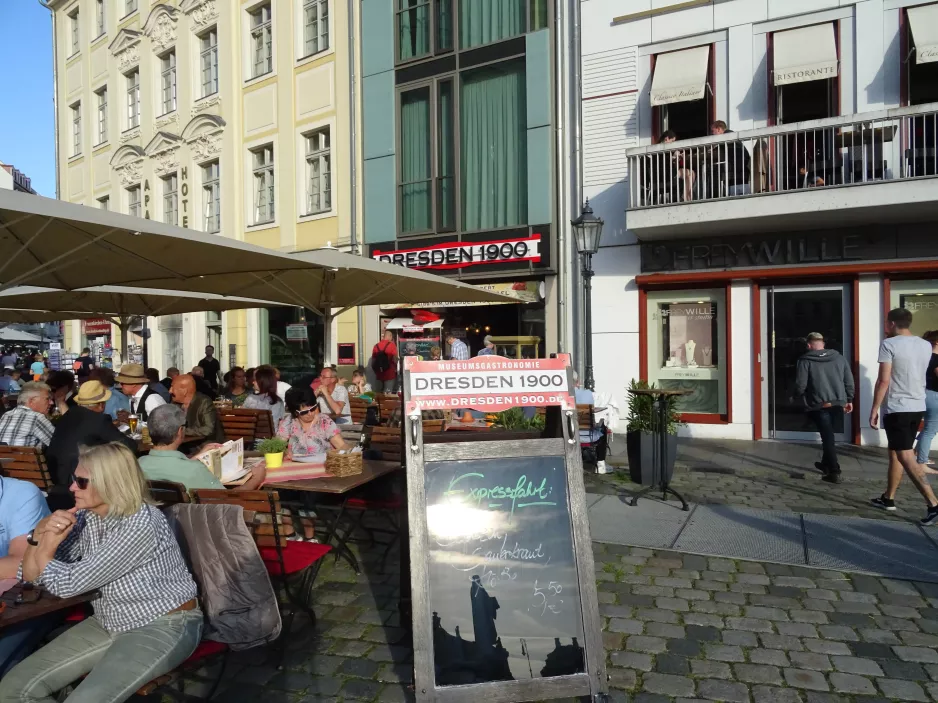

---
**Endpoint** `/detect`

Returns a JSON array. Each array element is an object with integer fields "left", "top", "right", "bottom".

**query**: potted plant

[
  {"left": 491, "top": 407, "right": 546, "bottom": 432},
  {"left": 258, "top": 437, "right": 288, "bottom": 469},
  {"left": 626, "top": 379, "right": 682, "bottom": 485}
]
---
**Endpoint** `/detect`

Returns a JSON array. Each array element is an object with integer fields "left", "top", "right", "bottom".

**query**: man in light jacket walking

[{"left": 794, "top": 332, "right": 855, "bottom": 483}]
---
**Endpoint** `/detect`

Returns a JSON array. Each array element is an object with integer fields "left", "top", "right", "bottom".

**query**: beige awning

[
  {"left": 773, "top": 23, "right": 839, "bottom": 86},
  {"left": 909, "top": 3, "right": 938, "bottom": 64},
  {"left": 0, "top": 189, "right": 516, "bottom": 313},
  {"left": 651, "top": 45, "right": 710, "bottom": 106}
]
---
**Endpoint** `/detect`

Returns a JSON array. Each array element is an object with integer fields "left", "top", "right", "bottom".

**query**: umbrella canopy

[
  {"left": 0, "top": 328, "right": 47, "bottom": 343},
  {"left": 0, "top": 190, "right": 516, "bottom": 311},
  {"left": 0, "top": 309, "right": 92, "bottom": 324},
  {"left": 0, "top": 286, "right": 285, "bottom": 318}
]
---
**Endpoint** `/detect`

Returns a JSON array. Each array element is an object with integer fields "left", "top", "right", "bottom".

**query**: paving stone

[
  {"left": 807, "top": 590, "right": 839, "bottom": 601},
  {"left": 270, "top": 670, "right": 316, "bottom": 692},
  {"left": 656, "top": 654, "right": 691, "bottom": 675},
  {"left": 307, "top": 654, "right": 346, "bottom": 675},
  {"left": 789, "top": 653, "right": 833, "bottom": 672},
  {"left": 860, "top": 628, "right": 902, "bottom": 645},
  {"left": 643, "top": 673, "right": 696, "bottom": 697},
  {"left": 803, "top": 640, "right": 852, "bottom": 656},
  {"left": 603, "top": 605, "right": 638, "bottom": 619},
  {"left": 775, "top": 577, "right": 818, "bottom": 589},
  {"left": 828, "top": 672, "right": 877, "bottom": 695},
  {"left": 927, "top": 664, "right": 938, "bottom": 681},
  {"left": 802, "top": 693, "right": 848, "bottom": 703},
  {"left": 830, "top": 656, "right": 883, "bottom": 676},
  {"left": 750, "top": 649, "right": 791, "bottom": 667},
  {"left": 849, "top": 641, "right": 898, "bottom": 660},
  {"left": 647, "top": 623, "right": 685, "bottom": 639},
  {"left": 791, "top": 611, "right": 830, "bottom": 625},
  {"left": 900, "top": 632, "right": 938, "bottom": 647},
  {"left": 761, "top": 634, "right": 805, "bottom": 651},
  {"left": 331, "top": 640, "right": 373, "bottom": 658},
  {"left": 610, "top": 619, "right": 646, "bottom": 634},
  {"left": 338, "top": 658, "right": 381, "bottom": 679},
  {"left": 687, "top": 624, "right": 722, "bottom": 642},
  {"left": 374, "top": 684, "right": 416, "bottom": 703},
  {"left": 341, "top": 679, "right": 383, "bottom": 700},
  {"left": 894, "top": 646, "right": 938, "bottom": 663},
  {"left": 726, "top": 618, "right": 774, "bottom": 633},
  {"left": 876, "top": 678, "right": 930, "bottom": 701},
  {"left": 880, "top": 660, "right": 928, "bottom": 681},
  {"left": 803, "top": 600, "right": 835, "bottom": 613},
  {"left": 828, "top": 613, "right": 874, "bottom": 628},
  {"left": 839, "top": 590, "right": 880, "bottom": 604},
  {"left": 609, "top": 668, "right": 639, "bottom": 690},
  {"left": 778, "top": 623, "right": 820, "bottom": 638},
  {"left": 376, "top": 663, "right": 414, "bottom": 684},
  {"left": 668, "top": 638, "right": 702, "bottom": 657},
  {"left": 705, "top": 644, "right": 746, "bottom": 662},
  {"left": 751, "top": 686, "right": 804, "bottom": 703},
  {"left": 633, "top": 693, "right": 671, "bottom": 703},
  {"left": 691, "top": 660, "right": 734, "bottom": 679},
  {"left": 784, "top": 668, "right": 830, "bottom": 691},
  {"left": 657, "top": 578, "right": 694, "bottom": 589},
  {"left": 678, "top": 589, "right": 713, "bottom": 602},
  {"left": 683, "top": 555, "right": 710, "bottom": 571},
  {"left": 627, "top": 636, "right": 668, "bottom": 654},
  {"left": 636, "top": 609, "right": 681, "bottom": 624},
  {"left": 696, "top": 580, "right": 731, "bottom": 592},
  {"left": 611, "top": 652, "right": 654, "bottom": 671},
  {"left": 735, "top": 664, "right": 784, "bottom": 685},
  {"left": 881, "top": 605, "right": 921, "bottom": 619},
  {"left": 685, "top": 614, "right": 726, "bottom": 628},
  {"left": 738, "top": 574, "right": 772, "bottom": 586},
  {"left": 709, "top": 559, "right": 737, "bottom": 573},
  {"left": 832, "top": 601, "right": 880, "bottom": 615},
  {"left": 875, "top": 616, "right": 921, "bottom": 632},
  {"left": 327, "top": 622, "right": 368, "bottom": 639},
  {"left": 604, "top": 632, "right": 626, "bottom": 650},
  {"left": 717, "top": 592, "right": 749, "bottom": 605},
  {"left": 724, "top": 630, "right": 760, "bottom": 647},
  {"left": 818, "top": 626, "right": 859, "bottom": 642},
  {"left": 697, "top": 679, "right": 750, "bottom": 703},
  {"left": 754, "top": 596, "right": 802, "bottom": 610},
  {"left": 739, "top": 563, "right": 767, "bottom": 575}
]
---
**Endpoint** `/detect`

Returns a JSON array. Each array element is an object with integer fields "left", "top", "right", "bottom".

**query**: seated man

[
  {"left": 316, "top": 367, "right": 352, "bottom": 424},
  {"left": 189, "top": 366, "right": 217, "bottom": 400},
  {"left": 146, "top": 367, "right": 172, "bottom": 402},
  {"left": 44, "top": 380, "right": 137, "bottom": 510},
  {"left": 171, "top": 374, "right": 225, "bottom": 454},
  {"left": 0, "top": 475, "right": 55, "bottom": 678},
  {"left": 0, "top": 382, "right": 54, "bottom": 448},
  {"left": 0, "top": 368, "right": 21, "bottom": 394},
  {"left": 160, "top": 366, "right": 180, "bottom": 391},
  {"left": 574, "top": 372, "right": 609, "bottom": 474},
  {"left": 115, "top": 363, "right": 166, "bottom": 421},
  {"left": 89, "top": 368, "right": 131, "bottom": 421},
  {"left": 139, "top": 404, "right": 267, "bottom": 491}
]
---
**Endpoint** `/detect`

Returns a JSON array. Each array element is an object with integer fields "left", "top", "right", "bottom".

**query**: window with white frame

[
  {"left": 125, "top": 0, "right": 137, "bottom": 16},
  {"left": 95, "top": 0, "right": 105, "bottom": 37},
  {"left": 126, "top": 69, "right": 140, "bottom": 129},
  {"left": 69, "top": 7, "right": 80, "bottom": 55},
  {"left": 128, "top": 185, "right": 141, "bottom": 217},
  {"left": 98, "top": 195, "right": 109, "bottom": 210},
  {"left": 162, "top": 173, "right": 179, "bottom": 225},
  {"left": 160, "top": 51, "right": 177, "bottom": 115},
  {"left": 71, "top": 102, "right": 82, "bottom": 156},
  {"left": 200, "top": 28, "right": 218, "bottom": 97},
  {"left": 202, "top": 160, "right": 221, "bottom": 233},
  {"left": 250, "top": 4, "right": 273, "bottom": 79},
  {"left": 95, "top": 87, "right": 108, "bottom": 144},
  {"left": 251, "top": 145, "right": 275, "bottom": 224},
  {"left": 304, "top": 128, "right": 331, "bottom": 215},
  {"left": 303, "top": 0, "right": 329, "bottom": 57}
]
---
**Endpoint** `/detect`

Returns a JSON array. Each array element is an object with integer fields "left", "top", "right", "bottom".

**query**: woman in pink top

[{"left": 277, "top": 387, "right": 348, "bottom": 459}]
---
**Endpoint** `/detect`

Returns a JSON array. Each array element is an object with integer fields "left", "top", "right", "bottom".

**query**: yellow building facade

[{"left": 48, "top": 0, "right": 362, "bottom": 379}]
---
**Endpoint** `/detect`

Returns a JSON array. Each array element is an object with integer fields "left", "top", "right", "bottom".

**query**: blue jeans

[
  {"left": 0, "top": 608, "right": 202, "bottom": 703},
  {"left": 917, "top": 389, "right": 938, "bottom": 464},
  {"left": 808, "top": 406, "right": 842, "bottom": 472}
]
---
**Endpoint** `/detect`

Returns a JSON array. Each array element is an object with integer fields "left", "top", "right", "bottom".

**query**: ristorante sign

[{"left": 373, "top": 235, "right": 542, "bottom": 271}]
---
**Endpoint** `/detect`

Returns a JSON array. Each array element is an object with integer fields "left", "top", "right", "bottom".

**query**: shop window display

[{"left": 646, "top": 290, "right": 727, "bottom": 415}]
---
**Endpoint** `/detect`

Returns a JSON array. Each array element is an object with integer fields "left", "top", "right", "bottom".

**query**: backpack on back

[{"left": 372, "top": 342, "right": 392, "bottom": 374}]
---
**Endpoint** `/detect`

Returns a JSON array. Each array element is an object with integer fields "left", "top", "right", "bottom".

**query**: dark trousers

[{"left": 807, "top": 406, "right": 843, "bottom": 472}]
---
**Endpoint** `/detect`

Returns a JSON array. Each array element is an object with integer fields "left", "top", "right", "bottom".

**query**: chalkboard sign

[
  {"left": 425, "top": 456, "right": 585, "bottom": 687},
  {"left": 404, "top": 355, "right": 607, "bottom": 703}
]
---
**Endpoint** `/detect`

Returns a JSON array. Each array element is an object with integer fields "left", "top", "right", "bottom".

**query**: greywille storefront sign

[{"left": 639, "top": 229, "right": 937, "bottom": 273}]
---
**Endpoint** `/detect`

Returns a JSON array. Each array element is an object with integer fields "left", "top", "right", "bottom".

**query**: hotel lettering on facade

[{"left": 581, "top": 0, "right": 938, "bottom": 447}]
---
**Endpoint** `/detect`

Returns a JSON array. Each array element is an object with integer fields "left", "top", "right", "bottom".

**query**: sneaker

[
  {"left": 822, "top": 472, "right": 842, "bottom": 484},
  {"left": 922, "top": 504, "right": 938, "bottom": 526},
  {"left": 596, "top": 460, "right": 608, "bottom": 475},
  {"left": 871, "top": 495, "right": 897, "bottom": 512},
  {"left": 815, "top": 462, "right": 827, "bottom": 473}
]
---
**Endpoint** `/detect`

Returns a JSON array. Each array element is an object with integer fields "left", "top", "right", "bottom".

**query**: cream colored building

[{"left": 45, "top": 0, "right": 364, "bottom": 379}]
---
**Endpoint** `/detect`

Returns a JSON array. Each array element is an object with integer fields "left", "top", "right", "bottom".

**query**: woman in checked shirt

[{"left": 0, "top": 443, "right": 202, "bottom": 703}]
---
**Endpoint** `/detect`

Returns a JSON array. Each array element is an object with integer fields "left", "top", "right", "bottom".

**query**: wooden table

[
  {"left": 445, "top": 421, "right": 491, "bottom": 432},
  {"left": 266, "top": 459, "right": 400, "bottom": 573},
  {"left": 0, "top": 583, "right": 97, "bottom": 630}
]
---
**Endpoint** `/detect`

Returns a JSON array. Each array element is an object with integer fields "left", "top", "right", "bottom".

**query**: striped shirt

[
  {"left": 449, "top": 338, "right": 470, "bottom": 360},
  {"left": 38, "top": 504, "right": 197, "bottom": 632},
  {"left": 0, "top": 406, "right": 54, "bottom": 448}
]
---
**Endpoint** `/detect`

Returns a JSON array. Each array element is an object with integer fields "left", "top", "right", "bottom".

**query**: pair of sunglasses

[
  {"left": 70, "top": 473, "right": 90, "bottom": 490},
  {"left": 297, "top": 407, "right": 317, "bottom": 417}
]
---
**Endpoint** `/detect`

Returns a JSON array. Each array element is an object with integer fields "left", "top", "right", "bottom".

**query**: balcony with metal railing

[{"left": 625, "top": 103, "right": 938, "bottom": 240}]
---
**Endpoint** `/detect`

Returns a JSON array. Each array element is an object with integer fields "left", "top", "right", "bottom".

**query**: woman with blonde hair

[{"left": 0, "top": 442, "right": 201, "bottom": 703}]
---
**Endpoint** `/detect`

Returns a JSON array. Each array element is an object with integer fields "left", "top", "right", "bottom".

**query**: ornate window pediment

[
  {"left": 108, "top": 28, "right": 142, "bottom": 71},
  {"left": 143, "top": 4, "right": 179, "bottom": 52},
  {"left": 180, "top": 0, "right": 218, "bottom": 30},
  {"left": 182, "top": 114, "right": 225, "bottom": 162},
  {"left": 145, "top": 131, "right": 183, "bottom": 175},
  {"left": 110, "top": 144, "right": 145, "bottom": 187}
]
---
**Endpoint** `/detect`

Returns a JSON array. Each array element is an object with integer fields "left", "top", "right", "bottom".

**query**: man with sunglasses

[{"left": 315, "top": 367, "right": 351, "bottom": 425}]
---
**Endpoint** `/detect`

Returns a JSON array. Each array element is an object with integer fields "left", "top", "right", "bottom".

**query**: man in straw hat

[
  {"left": 44, "top": 380, "right": 137, "bottom": 510},
  {"left": 115, "top": 363, "right": 166, "bottom": 422}
]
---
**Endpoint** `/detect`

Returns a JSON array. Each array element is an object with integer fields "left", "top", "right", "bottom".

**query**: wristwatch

[{"left": 26, "top": 530, "right": 39, "bottom": 547}]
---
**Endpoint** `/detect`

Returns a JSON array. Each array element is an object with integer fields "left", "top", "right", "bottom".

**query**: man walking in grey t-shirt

[{"left": 870, "top": 307, "right": 938, "bottom": 525}]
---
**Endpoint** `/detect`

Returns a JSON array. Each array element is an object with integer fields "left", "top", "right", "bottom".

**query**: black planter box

[{"left": 627, "top": 431, "right": 678, "bottom": 485}]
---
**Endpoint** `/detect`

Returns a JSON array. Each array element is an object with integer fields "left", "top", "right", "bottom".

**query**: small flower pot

[{"left": 265, "top": 452, "right": 284, "bottom": 469}]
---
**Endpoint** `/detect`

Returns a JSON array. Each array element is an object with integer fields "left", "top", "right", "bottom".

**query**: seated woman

[
  {"left": 242, "top": 365, "right": 284, "bottom": 428},
  {"left": 277, "top": 386, "right": 348, "bottom": 460},
  {"left": 0, "top": 442, "right": 201, "bottom": 703},
  {"left": 221, "top": 366, "right": 249, "bottom": 406},
  {"left": 346, "top": 367, "right": 373, "bottom": 398}
]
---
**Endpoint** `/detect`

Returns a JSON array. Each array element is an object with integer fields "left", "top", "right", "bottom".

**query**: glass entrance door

[{"left": 762, "top": 285, "right": 851, "bottom": 440}]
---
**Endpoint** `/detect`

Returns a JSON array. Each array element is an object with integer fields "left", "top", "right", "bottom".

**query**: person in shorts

[{"left": 870, "top": 307, "right": 938, "bottom": 525}]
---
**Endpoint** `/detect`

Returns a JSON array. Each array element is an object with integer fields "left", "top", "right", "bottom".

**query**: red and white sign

[
  {"left": 82, "top": 318, "right": 112, "bottom": 336},
  {"left": 404, "top": 354, "right": 575, "bottom": 412},
  {"left": 373, "top": 234, "right": 541, "bottom": 271}
]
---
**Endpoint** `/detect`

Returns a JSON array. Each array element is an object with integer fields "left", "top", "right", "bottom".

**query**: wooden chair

[
  {"left": 0, "top": 446, "right": 53, "bottom": 492},
  {"left": 218, "top": 409, "right": 258, "bottom": 444},
  {"left": 190, "top": 489, "right": 331, "bottom": 667},
  {"left": 349, "top": 396, "right": 370, "bottom": 424},
  {"left": 377, "top": 397, "right": 401, "bottom": 425},
  {"left": 147, "top": 480, "right": 191, "bottom": 506},
  {"left": 423, "top": 419, "right": 445, "bottom": 434},
  {"left": 229, "top": 407, "right": 275, "bottom": 439},
  {"left": 368, "top": 426, "right": 402, "bottom": 464},
  {"left": 576, "top": 403, "right": 607, "bottom": 467}
]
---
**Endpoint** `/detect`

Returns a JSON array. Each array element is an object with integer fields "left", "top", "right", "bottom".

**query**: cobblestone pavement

[
  {"left": 584, "top": 468, "right": 923, "bottom": 523},
  {"left": 188, "top": 537, "right": 938, "bottom": 703}
]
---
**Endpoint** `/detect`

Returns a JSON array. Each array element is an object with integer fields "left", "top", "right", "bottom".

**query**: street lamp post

[{"left": 571, "top": 199, "right": 604, "bottom": 391}]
